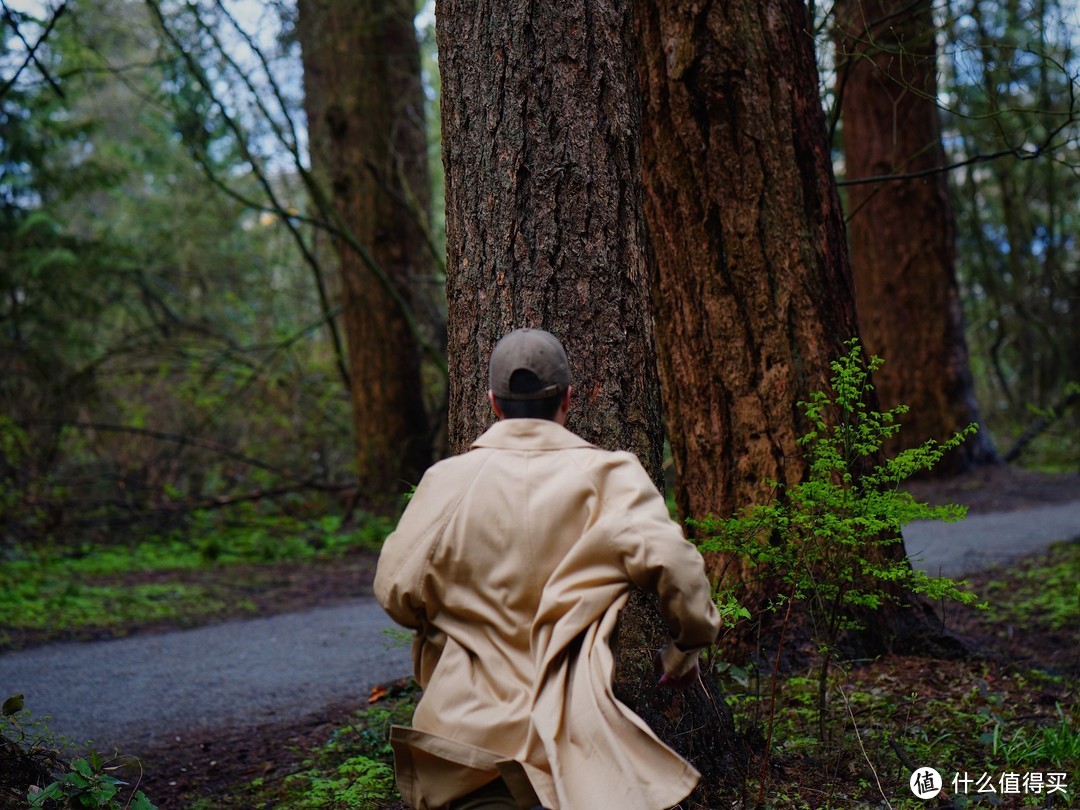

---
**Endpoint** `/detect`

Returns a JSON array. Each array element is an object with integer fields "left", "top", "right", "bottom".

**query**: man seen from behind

[{"left": 374, "top": 328, "right": 722, "bottom": 810}]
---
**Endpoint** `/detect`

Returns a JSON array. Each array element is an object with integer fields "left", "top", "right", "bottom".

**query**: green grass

[
  {"left": 981, "top": 541, "right": 1080, "bottom": 631},
  {"left": 981, "top": 705, "right": 1080, "bottom": 770},
  {"left": 0, "top": 576, "right": 234, "bottom": 636},
  {"left": 0, "top": 509, "right": 394, "bottom": 647}
]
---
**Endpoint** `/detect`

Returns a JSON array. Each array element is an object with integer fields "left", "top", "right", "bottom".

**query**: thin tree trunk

[
  {"left": 835, "top": 0, "right": 997, "bottom": 473},
  {"left": 297, "top": 0, "right": 434, "bottom": 505}
]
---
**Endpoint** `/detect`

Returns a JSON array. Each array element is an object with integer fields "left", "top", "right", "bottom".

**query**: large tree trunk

[
  {"left": 297, "top": 0, "right": 434, "bottom": 504},
  {"left": 635, "top": 0, "right": 951, "bottom": 683},
  {"left": 437, "top": 0, "right": 742, "bottom": 799},
  {"left": 835, "top": 0, "right": 997, "bottom": 473},
  {"left": 636, "top": 1, "right": 858, "bottom": 549},
  {"left": 437, "top": 0, "right": 662, "bottom": 471}
]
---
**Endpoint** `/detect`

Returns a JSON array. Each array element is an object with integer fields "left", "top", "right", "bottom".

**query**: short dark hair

[{"left": 494, "top": 369, "right": 564, "bottom": 420}]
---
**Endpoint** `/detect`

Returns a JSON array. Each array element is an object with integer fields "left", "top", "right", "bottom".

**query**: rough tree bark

[
  {"left": 834, "top": 0, "right": 997, "bottom": 472},
  {"left": 297, "top": 0, "right": 434, "bottom": 504},
  {"left": 437, "top": 0, "right": 743, "bottom": 799},
  {"left": 438, "top": 0, "right": 662, "bottom": 469},
  {"left": 635, "top": 2, "right": 959, "bottom": 691},
  {"left": 636, "top": 1, "right": 857, "bottom": 538}
]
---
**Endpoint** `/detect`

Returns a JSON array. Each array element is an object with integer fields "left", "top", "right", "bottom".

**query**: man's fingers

[{"left": 657, "top": 665, "right": 698, "bottom": 690}]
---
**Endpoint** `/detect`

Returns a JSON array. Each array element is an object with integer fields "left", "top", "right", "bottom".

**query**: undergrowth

[
  {"left": 706, "top": 541, "right": 1078, "bottom": 808},
  {"left": 2, "top": 696, "right": 157, "bottom": 810},
  {"left": 718, "top": 659, "right": 1077, "bottom": 807},
  {"left": 2, "top": 343, "right": 1075, "bottom": 808},
  {"left": 981, "top": 542, "right": 1080, "bottom": 632},
  {"left": 156, "top": 545, "right": 1078, "bottom": 810},
  {"left": 184, "top": 683, "right": 417, "bottom": 810},
  {"left": 0, "top": 508, "right": 393, "bottom": 648}
]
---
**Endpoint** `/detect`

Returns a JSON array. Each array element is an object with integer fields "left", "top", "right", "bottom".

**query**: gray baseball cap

[{"left": 489, "top": 328, "right": 570, "bottom": 400}]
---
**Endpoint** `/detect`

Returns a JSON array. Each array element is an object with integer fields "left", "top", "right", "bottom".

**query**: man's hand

[
  {"left": 653, "top": 643, "right": 700, "bottom": 690},
  {"left": 657, "top": 664, "right": 699, "bottom": 689}
]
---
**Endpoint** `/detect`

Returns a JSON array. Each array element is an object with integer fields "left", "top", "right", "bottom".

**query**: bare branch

[
  {"left": 0, "top": 1, "right": 68, "bottom": 100},
  {"left": 19, "top": 419, "right": 330, "bottom": 486},
  {"left": 145, "top": 0, "right": 448, "bottom": 378},
  {"left": 144, "top": 0, "right": 353, "bottom": 390},
  {"left": 838, "top": 130, "right": 1074, "bottom": 188},
  {"left": 1003, "top": 386, "right": 1080, "bottom": 464}
]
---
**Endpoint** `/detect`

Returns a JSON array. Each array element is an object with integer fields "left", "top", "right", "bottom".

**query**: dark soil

[
  {"left": 904, "top": 464, "right": 1080, "bottom": 514},
  {"left": 136, "top": 697, "right": 397, "bottom": 810},
  {"left": 9, "top": 465, "right": 1079, "bottom": 809}
]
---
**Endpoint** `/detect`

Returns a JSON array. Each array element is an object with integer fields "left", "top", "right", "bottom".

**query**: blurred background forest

[{"left": 1, "top": 0, "right": 1077, "bottom": 554}]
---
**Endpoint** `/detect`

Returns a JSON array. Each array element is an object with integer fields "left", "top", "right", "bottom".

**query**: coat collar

[{"left": 470, "top": 418, "right": 596, "bottom": 451}]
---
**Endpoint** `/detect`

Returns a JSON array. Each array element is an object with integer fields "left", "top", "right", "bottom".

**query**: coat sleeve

[
  {"left": 604, "top": 453, "right": 722, "bottom": 653},
  {"left": 373, "top": 465, "right": 450, "bottom": 630}
]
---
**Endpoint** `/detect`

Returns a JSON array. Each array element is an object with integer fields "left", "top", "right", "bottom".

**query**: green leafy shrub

[
  {"left": 695, "top": 341, "right": 983, "bottom": 734},
  {"left": 28, "top": 752, "right": 157, "bottom": 810},
  {"left": 2, "top": 695, "right": 156, "bottom": 810}
]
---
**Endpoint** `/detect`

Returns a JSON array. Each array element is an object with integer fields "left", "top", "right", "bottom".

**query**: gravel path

[
  {"left": 904, "top": 499, "right": 1080, "bottom": 577},
  {"left": 1, "top": 499, "right": 1077, "bottom": 756},
  {"left": 0, "top": 601, "right": 411, "bottom": 754}
]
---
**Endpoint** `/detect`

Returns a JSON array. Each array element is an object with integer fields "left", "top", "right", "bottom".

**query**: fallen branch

[{"left": 1003, "top": 385, "right": 1080, "bottom": 463}]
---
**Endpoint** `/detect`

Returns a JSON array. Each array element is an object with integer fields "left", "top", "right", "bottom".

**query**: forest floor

[
  {"left": 6, "top": 465, "right": 1079, "bottom": 809},
  {"left": 134, "top": 465, "right": 1078, "bottom": 810}
]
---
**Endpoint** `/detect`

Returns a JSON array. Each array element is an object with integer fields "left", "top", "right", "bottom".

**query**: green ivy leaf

[{"left": 2, "top": 693, "right": 24, "bottom": 715}]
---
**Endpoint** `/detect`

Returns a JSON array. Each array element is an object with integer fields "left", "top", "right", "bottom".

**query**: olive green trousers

[{"left": 447, "top": 778, "right": 523, "bottom": 809}]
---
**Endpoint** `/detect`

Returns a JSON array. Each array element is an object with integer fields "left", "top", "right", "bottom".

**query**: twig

[
  {"left": 888, "top": 736, "right": 957, "bottom": 806},
  {"left": 838, "top": 683, "right": 892, "bottom": 810},
  {"left": 121, "top": 755, "right": 146, "bottom": 809},
  {"left": 839, "top": 117, "right": 1076, "bottom": 188},
  {"left": 0, "top": 1, "right": 68, "bottom": 100},
  {"left": 137, "top": 482, "right": 353, "bottom": 515},
  {"left": 887, "top": 735, "right": 918, "bottom": 773},
  {"left": 1004, "top": 387, "right": 1080, "bottom": 463},
  {"left": 757, "top": 581, "right": 797, "bottom": 805},
  {"left": 24, "top": 481, "right": 357, "bottom": 528},
  {"left": 19, "top": 419, "right": 319, "bottom": 486}
]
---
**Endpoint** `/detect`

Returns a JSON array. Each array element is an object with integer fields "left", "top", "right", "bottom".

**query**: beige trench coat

[{"left": 374, "top": 419, "right": 721, "bottom": 810}]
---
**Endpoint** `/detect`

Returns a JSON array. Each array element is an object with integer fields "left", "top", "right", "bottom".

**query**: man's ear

[
  {"left": 556, "top": 385, "right": 572, "bottom": 423},
  {"left": 488, "top": 390, "right": 504, "bottom": 419}
]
